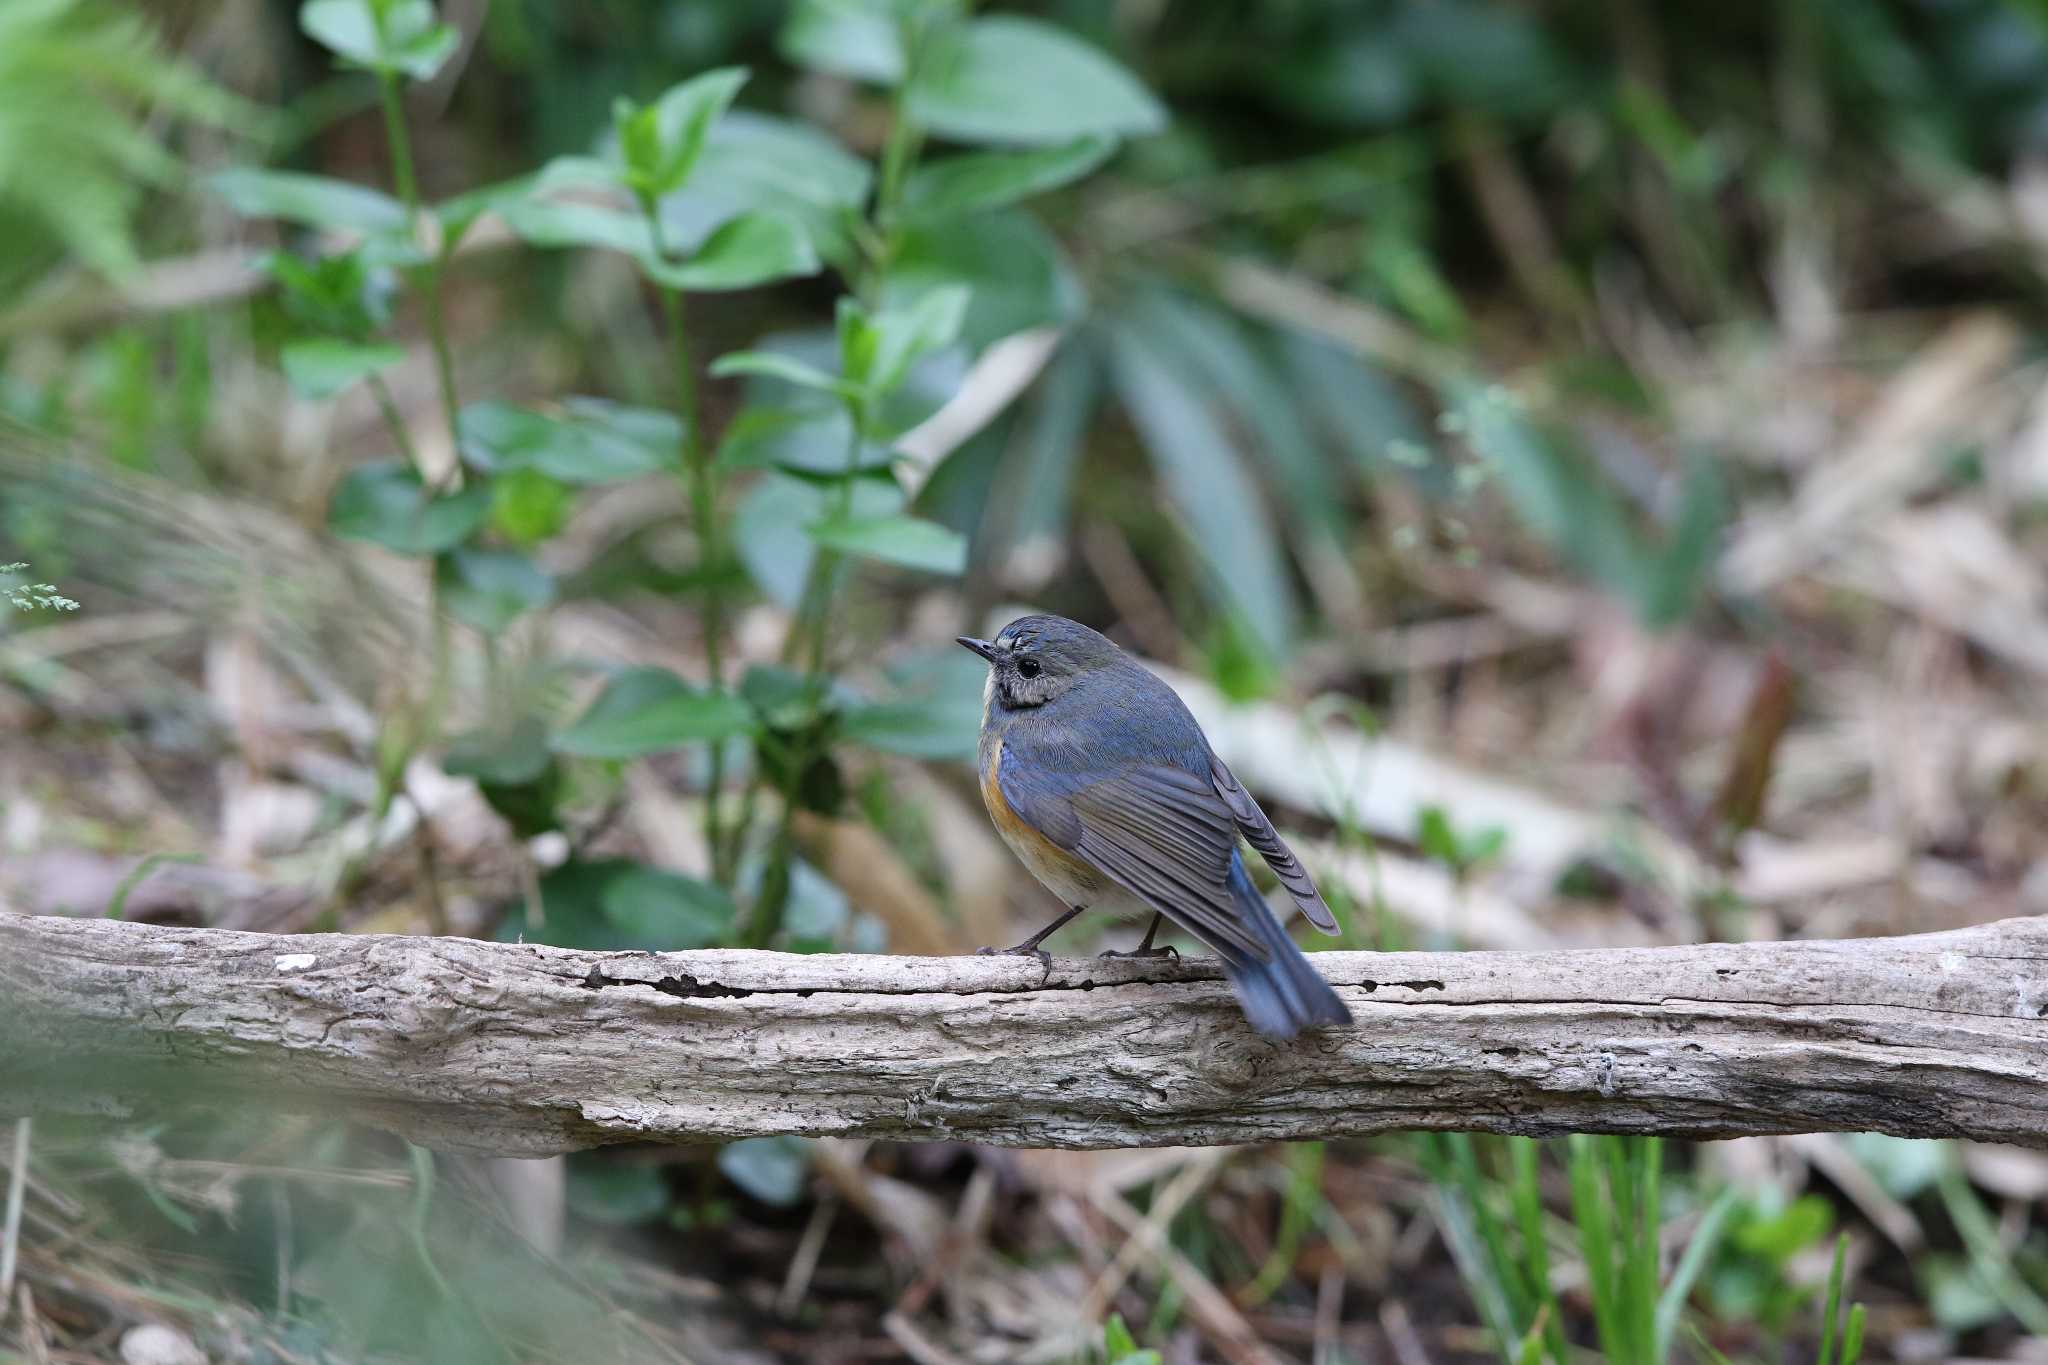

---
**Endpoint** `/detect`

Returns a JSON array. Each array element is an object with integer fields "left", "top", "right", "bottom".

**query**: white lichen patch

[{"left": 274, "top": 953, "right": 317, "bottom": 972}]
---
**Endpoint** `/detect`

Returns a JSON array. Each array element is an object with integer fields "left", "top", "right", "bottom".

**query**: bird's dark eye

[{"left": 1016, "top": 657, "right": 1042, "bottom": 679}]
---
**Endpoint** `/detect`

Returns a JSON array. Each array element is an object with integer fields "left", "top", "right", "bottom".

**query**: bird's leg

[
  {"left": 977, "top": 905, "right": 1085, "bottom": 967},
  {"left": 1098, "top": 912, "right": 1178, "bottom": 960}
]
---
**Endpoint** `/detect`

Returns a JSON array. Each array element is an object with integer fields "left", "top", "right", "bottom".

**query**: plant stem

[
  {"left": 643, "top": 197, "right": 731, "bottom": 881},
  {"left": 377, "top": 73, "right": 420, "bottom": 214}
]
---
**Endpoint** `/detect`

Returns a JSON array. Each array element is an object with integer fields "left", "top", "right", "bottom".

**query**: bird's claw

[
  {"left": 1098, "top": 944, "right": 1179, "bottom": 960},
  {"left": 978, "top": 943, "right": 1053, "bottom": 968}
]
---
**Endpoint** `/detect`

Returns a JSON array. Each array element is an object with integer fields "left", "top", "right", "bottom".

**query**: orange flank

[{"left": 980, "top": 736, "right": 1102, "bottom": 901}]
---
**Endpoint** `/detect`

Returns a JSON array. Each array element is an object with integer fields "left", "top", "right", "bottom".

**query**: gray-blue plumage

[{"left": 961, "top": 615, "right": 1350, "bottom": 1039}]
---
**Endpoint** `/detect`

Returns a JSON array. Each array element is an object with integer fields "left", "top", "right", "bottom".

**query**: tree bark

[{"left": 4, "top": 914, "right": 2045, "bottom": 1157}]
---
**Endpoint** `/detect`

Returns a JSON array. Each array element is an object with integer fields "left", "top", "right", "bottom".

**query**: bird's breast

[{"left": 980, "top": 735, "right": 1108, "bottom": 908}]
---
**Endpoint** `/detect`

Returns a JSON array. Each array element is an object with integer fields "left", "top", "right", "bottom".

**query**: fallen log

[{"left": 3, "top": 914, "right": 2044, "bottom": 1157}]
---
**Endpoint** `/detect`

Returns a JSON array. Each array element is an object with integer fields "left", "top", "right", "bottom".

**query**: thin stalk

[
  {"left": 370, "top": 374, "right": 420, "bottom": 471},
  {"left": 644, "top": 196, "right": 730, "bottom": 879},
  {"left": 1507, "top": 1140, "right": 1570, "bottom": 1365},
  {"left": 746, "top": 407, "right": 866, "bottom": 947},
  {"left": 377, "top": 73, "right": 420, "bottom": 213}
]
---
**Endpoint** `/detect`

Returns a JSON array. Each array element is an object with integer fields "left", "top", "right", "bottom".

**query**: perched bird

[{"left": 958, "top": 614, "right": 1352, "bottom": 1039}]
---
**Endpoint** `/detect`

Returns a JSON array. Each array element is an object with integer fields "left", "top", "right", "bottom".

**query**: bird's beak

[{"left": 956, "top": 636, "right": 999, "bottom": 663}]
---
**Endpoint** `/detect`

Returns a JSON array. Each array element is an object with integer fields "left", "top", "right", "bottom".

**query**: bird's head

[{"left": 956, "top": 614, "right": 1123, "bottom": 710}]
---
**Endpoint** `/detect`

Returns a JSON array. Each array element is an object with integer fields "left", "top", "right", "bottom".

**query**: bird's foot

[
  {"left": 1097, "top": 944, "right": 1179, "bottom": 960},
  {"left": 977, "top": 943, "right": 1053, "bottom": 968}
]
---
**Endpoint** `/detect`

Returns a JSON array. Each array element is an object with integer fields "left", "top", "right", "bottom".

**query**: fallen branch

[{"left": 4, "top": 915, "right": 2046, "bottom": 1157}]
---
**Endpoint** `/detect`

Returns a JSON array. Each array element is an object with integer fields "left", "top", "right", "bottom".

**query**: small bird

[{"left": 958, "top": 615, "right": 1352, "bottom": 1039}]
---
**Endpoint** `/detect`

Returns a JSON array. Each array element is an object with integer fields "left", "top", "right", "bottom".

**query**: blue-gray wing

[
  {"left": 997, "top": 754, "right": 1270, "bottom": 961},
  {"left": 1210, "top": 753, "right": 1340, "bottom": 934}
]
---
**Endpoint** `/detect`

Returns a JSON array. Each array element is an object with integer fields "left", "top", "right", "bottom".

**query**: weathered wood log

[{"left": 3, "top": 914, "right": 2045, "bottom": 1157}]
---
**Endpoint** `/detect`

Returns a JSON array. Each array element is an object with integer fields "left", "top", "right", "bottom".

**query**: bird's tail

[{"left": 1218, "top": 859, "right": 1352, "bottom": 1039}]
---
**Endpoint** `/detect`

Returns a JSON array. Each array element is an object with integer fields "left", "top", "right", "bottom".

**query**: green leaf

[
  {"left": 327, "top": 461, "right": 489, "bottom": 555},
  {"left": 300, "top": 0, "right": 458, "bottom": 80},
  {"left": 642, "top": 211, "right": 821, "bottom": 291},
  {"left": 458, "top": 399, "right": 678, "bottom": 484},
  {"left": 806, "top": 514, "right": 966, "bottom": 575},
  {"left": 1110, "top": 326, "right": 1298, "bottom": 656},
  {"left": 445, "top": 717, "right": 562, "bottom": 837},
  {"left": 553, "top": 667, "right": 757, "bottom": 759},
  {"left": 209, "top": 167, "right": 407, "bottom": 234},
  {"left": 638, "top": 67, "right": 749, "bottom": 197},
  {"left": 489, "top": 467, "right": 574, "bottom": 546},
  {"left": 1636, "top": 452, "right": 1726, "bottom": 630},
  {"left": 497, "top": 193, "right": 653, "bottom": 256},
  {"left": 778, "top": 0, "right": 905, "bottom": 84},
  {"left": 280, "top": 338, "right": 404, "bottom": 400},
  {"left": 901, "top": 135, "right": 1115, "bottom": 222},
  {"left": 717, "top": 1136, "right": 811, "bottom": 1207},
  {"left": 709, "top": 350, "right": 858, "bottom": 400},
  {"left": 907, "top": 16, "right": 1166, "bottom": 145},
  {"left": 736, "top": 473, "right": 906, "bottom": 607},
  {"left": 433, "top": 174, "right": 535, "bottom": 249},
  {"left": 673, "top": 112, "right": 873, "bottom": 270},
  {"left": 444, "top": 718, "right": 553, "bottom": 786},
  {"left": 883, "top": 210, "right": 1082, "bottom": 350},
  {"left": 566, "top": 1161, "right": 670, "bottom": 1227},
  {"left": 509, "top": 858, "right": 735, "bottom": 951},
  {"left": 436, "top": 547, "right": 555, "bottom": 634},
  {"left": 840, "top": 286, "right": 970, "bottom": 397}
]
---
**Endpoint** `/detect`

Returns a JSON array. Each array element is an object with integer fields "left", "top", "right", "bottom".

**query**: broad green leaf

[
  {"left": 907, "top": 16, "right": 1166, "bottom": 145},
  {"left": 639, "top": 67, "right": 749, "bottom": 197},
  {"left": 806, "top": 513, "right": 966, "bottom": 575},
  {"left": 840, "top": 286, "right": 970, "bottom": 397},
  {"left": 566, "top": 1162, "right": 670, "bottom": 1227},
  {"left": 444, "top": 717, "right": 553, "bottom": 786},
  {"left": 717, "top": 406, "right": 894, "bottom": 480},
  {"left": 554, "top": 667, "right": 756, "bottom": 759},
  {"left": 510, "top": 857, "right": 735, "bottom": 951},
  {"left": 327, "top": 460, "right": 489, "bottom": 555},
  {"left": 433, "top": 174, "right": 535, "bottom": 249},
  {"left": 709, "top": 351, "right": 858, "bottom": 399},
  {"left": 717, "top": 1136, "right": 811, "bottom": 1207},
  {"left": 436, "top": 546, "right": 555, "bottom": 634},
  {"left": 300, "top": 0, "right": 458, "bottom": 81},
  {"left": 209, "top": 167, "right": 406, "bottom": 234},
  {"left": 458, "top": 399, "right": 677, "bottom": 484},
  {"left": 445, "top": 717, "right": 561, "bottom": 836},
  {"left": 642, "top": 211, "right": 821, "bottom": 291},
  {"left": 736, "top": 473, "right": 905, "bottom": 607},
  {"left": 1111, "top": 327, "right": 1298, "bottom": 656},
  {"left": 263, "top": 248, "right": 394, "bottom": 338},
  {"left": 497, "top": 194, "right": 653, "bottom": 256},
  {"left": 280, "top": 338, "right": 403, "bottom": 400},
  {"left": 839, "top": 651, "right": 985, "bottom": 759},
  {"left": 884, "top": 210, "right": 1081, "bottom": 349},
  {"left": 489, "top": 467, "right": 574, "bottom": 545},
  {"left": 673, "top": 112, "right": 873, "bottom": 269},
  {"left": 779, "top": 0, "right": 905, "bottom": 84},
  {"left": 901, "top": 136, "right": 1115, "bottom": 222}
]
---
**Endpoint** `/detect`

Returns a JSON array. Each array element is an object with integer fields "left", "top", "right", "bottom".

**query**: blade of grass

[
  {"left": 1817, "top": 1232, "right": 1848, "bottom": 1365},
  {"left": 1653, "top": 1186, "right": 1738, "bottom": 1361},
  {"left": 1934, "top": 1161, "right": 2048, "bottom": 1335},
  {"left": 1567, "top": 1135, "right": 1627, "bottom": 1362},
  {"left": 1507, "top": 1139, "right": 1569, "bottom": 1365}
]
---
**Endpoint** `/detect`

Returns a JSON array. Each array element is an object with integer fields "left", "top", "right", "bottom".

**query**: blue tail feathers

[{"left": 1218, "top": 859, "right": 1352, "bottom": 1039}]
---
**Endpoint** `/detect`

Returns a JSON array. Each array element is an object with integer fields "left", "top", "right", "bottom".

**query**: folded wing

[
  {"left": 998, "top": 754, "right": 1271, "bottom": 961},
  {"left": 1209, "top": 752, "right": 1341, "bottom": 934}
]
